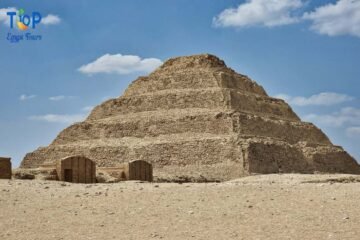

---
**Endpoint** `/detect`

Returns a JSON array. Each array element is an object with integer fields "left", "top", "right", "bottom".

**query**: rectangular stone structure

[
  {"left": 0, "top": 157, "right": 12, "bottom": 179},
  {"left": 56, "top": 156, "right": 96, "bottom": 183},
  {"left": 128, "top": 160, "right": 153, "bottom": 182}
]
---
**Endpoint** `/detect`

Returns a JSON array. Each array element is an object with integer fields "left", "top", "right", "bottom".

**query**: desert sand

[{"left": 1, "top": 174, "right": 360, "bottom": 240}]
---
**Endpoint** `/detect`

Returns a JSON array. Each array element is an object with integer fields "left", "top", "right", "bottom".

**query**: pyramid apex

[{"left": 154, "top": 54, "right": 227, "bottom": 73}]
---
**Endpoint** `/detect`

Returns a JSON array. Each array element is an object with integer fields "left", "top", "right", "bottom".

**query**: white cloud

[
  {"left": 303, "top": 0, "right": 360, "bottom": 37},
  {"left": 19, "top": 94, "right": 36, "bottom": 101},
  {"left": 274, "top": 92, "right": 354, "bottom": 106},
  {"left": 213, "top": 0, "right": 360, "bottom": 38},
  {"left": 29, "top": 114, "right": 86, "bottom": 124},
  {"left": 0, "top": 7, "right": 16, "bottom": 25},
  {"left": 346, "top": 126, "right": 360, "bottom": 137},
  {"left": 49, "top": 95, "right": 75, "bottom": 101},
  {"left": 41, "top": 14, "right": 61, "bottom": 25},
  {"left": 78, "top": 54, "right": 163, "bottom": 75},
  {"left": 213, "top": 0, "right": 303, "bottom": 28},
  {"left": 304, "top": 107, "right": 360, "bottom": 127},
  {"left": 0, "top": 8, "right": 60, "bottom": 26},
  {"left": 49, "top": 96, "right": 66, "bottom": 101},
  {"left": 29, "top": 105, "right": 93, "bottom": 124}
]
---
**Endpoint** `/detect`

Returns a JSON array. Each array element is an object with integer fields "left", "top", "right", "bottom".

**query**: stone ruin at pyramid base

[
  {"left": 0, "top": 157, "right": 12, "bottom": 179},
  {"left": 18, "top": 54, "right": 360, "bottom": 182}
]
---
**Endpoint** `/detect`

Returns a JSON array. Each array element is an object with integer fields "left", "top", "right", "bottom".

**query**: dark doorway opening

[{"left": 64, "top": 169, "right": 73, "bottom": 182}]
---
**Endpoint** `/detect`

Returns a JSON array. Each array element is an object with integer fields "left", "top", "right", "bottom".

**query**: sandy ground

[{"left": 1, "top": 174, "right": 360, "bottom": 240}]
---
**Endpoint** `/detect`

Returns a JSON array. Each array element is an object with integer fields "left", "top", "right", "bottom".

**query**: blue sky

[{"left": 0, "top": 0, "right": 359, "bottom": 167}]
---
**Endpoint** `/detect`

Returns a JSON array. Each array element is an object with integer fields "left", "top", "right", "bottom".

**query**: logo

[{"left": 6, "top": 8, "right": 43, "bottom": 43}]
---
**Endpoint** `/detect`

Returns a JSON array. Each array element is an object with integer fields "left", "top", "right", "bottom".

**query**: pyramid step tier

[
  {"left": 21, "top": 135, "right": 360, "bottom": 179},
  {"left": 88, "top": 88, "right": 299, "bottom": 121},
  {"left": 55, "top": 109, "right": 330, "bottom": 146},
  {"left": 124, "top": 70, "right": 267, "bottom": 97}
]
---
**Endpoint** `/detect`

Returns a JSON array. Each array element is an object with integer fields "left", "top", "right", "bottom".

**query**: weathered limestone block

[
  {"left": 240, "top": 139, "right": 311, "bottom": 174},
  {"left": 299, "top": 144, "right": 360, "bottom": 174},
  {"left": 124, "top": 70, "right": 267, "bottom": 97},
  {"left": 228, "top": 90, "right": 299, "bottom": 121},
  {"left": 124, "top": 72, "right": 223, "bottom": 96},
  {"left": 232, "top": 113, "right": 331, "bottom": 145},
  {"left": 88, "top": 89, "right": 298, "bottom": 121},
  {"left": 52, "top": 110, "right": 234, "bottom": 144},
  {"left": 52, "top": 110, "right": 329, "bottom": 146},
  {"left": 22, "top": 134, "right": 242, "bottom": 170},
  {"left": 215, "top": 71, "right": 267, "bottom": 96},
  {"left": 88, "top": 89, "right": 231, "bottom": 120}
]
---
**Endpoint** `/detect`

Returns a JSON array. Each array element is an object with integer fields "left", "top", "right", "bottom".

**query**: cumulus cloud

[
  {"left": 274, "top": 92, "right": 354, "bottom": 106},
  {"left": 0, "top": 7, "right": 16, "bottom": 25},
  {"left": 49, "top": 95, "right": 75, "bottom": 101},
  {"left": 213, "top": 0, "right": 304, "bottom": 28},
  {"left": 41, "top": 14, "right": 61, "bottom": 25},
  {"left": 214, "top": 0, "right": 360, "bottom": 38},
  {"left": 303, "top": 0, "right": 360, "bottom": 37},
  {"left": 19, "top": 94, "right": 36, "bottom": 101},
  {"left": 29, "top": 114, "right": 86, "bottom": 124},
  {"left": 78, "top": 54, "right": 163, "bottom": 75},
  {"left": 304, "top": 107, "right": 360, "bottom": 127}
]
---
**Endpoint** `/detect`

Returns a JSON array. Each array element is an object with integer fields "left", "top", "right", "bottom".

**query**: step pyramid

[{"left": 20, "top": 54, "right": 360, "bottom": 181}]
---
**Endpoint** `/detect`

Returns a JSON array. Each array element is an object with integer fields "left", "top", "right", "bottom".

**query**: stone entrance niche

[
  {"left": 0, "top": 157, "right": 12, "bottom": 179},
  {"left": 128, "top": 160, "right": 153, "bottom": 182},
  {"left": 56, "top": 156, "right": 96, "bottom": 183}
]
